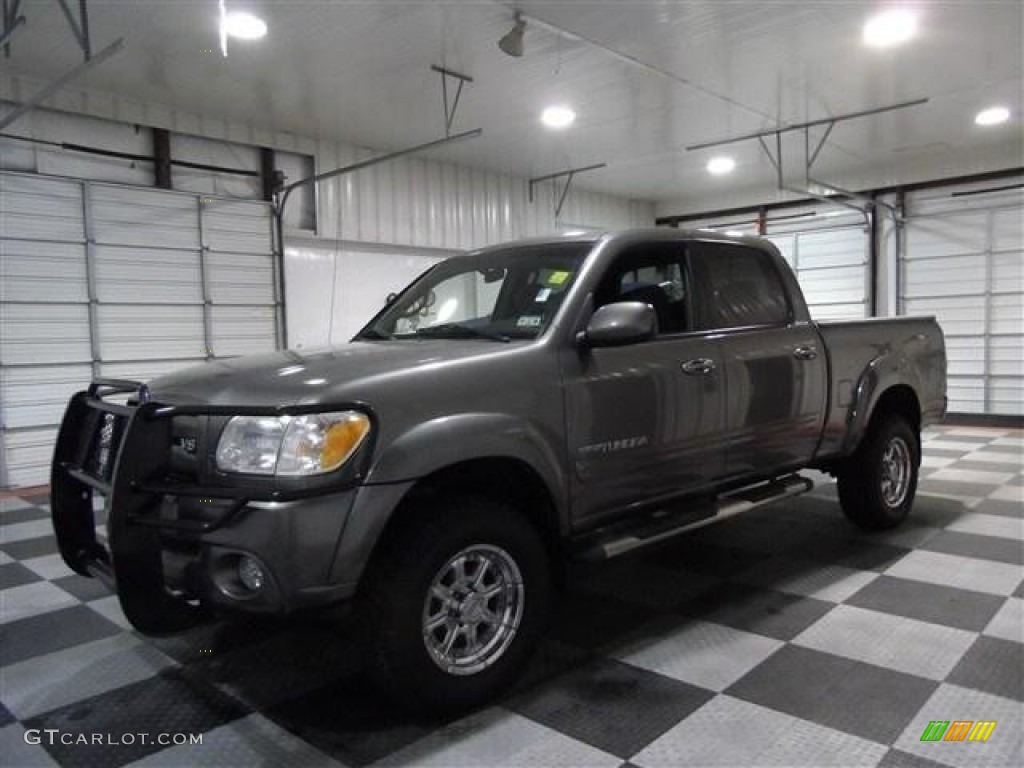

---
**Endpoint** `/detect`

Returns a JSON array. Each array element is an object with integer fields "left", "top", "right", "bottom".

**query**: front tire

[
  {"left": 837, "top": 415, "right": 920, "bottom": 530},
  {"left": 360, "top": 494, "right": 552, "bottom": 713}
]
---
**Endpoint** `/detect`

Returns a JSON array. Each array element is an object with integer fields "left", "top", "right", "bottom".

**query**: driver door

[{"left": 562, "top": 242, "right": 727, "bottom": 531}]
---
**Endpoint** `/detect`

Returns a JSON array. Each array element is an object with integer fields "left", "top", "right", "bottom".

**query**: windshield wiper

[
  {"left": 355, "top": 328, "right": 394, "bottom": 341},
  {"left": 414, "top": 323, "right": 510, "bottom": 343}
]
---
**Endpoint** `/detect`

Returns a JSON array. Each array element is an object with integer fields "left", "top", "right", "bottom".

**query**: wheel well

[
  {"left": 867, "top": 385, "right": 922, "bottom": 455},
  {"left": 366, "top": 457, "right": 564, "bottom": 578}
]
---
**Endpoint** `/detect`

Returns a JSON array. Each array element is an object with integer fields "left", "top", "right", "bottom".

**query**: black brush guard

[{"left": 50, "top": 379, "right": 213, "bottom": 634}]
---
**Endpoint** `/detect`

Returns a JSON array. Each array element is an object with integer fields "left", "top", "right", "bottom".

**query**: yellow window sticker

[{"left": 547, "top": 270, "right": 570, "bottom": 285}]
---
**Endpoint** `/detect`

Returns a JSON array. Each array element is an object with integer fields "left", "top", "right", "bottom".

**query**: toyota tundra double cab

[{"left": 51, "top": 229, "right": 946, "bottom": 711}]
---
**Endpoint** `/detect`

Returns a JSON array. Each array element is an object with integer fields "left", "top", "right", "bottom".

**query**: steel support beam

[
  {"left": 56, "top": 0, "right": 91, "bottom": 58},
  {"left": 528, "top": 163, "right": 607, "bottom": 219},
  {"left": 432, "top": 65, "right": 473, "bottom": 137},
  {"left": 278, "top": 127, "right": 483, "bottom": 212},
  {"left": 0, "top": 36, "right": 123, "bottom": 131},
  {"left": 1, "top": 4, "right": 25, "bottom": 54}
]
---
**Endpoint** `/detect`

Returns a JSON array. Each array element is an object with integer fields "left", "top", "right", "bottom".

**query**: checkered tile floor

[{"left": 1, "top": 425, "right": 1021, "bottom": 768}]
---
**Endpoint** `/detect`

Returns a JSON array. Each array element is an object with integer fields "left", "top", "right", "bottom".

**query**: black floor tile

[
  {"left": 1015, "top": 580, "right": 1024, "bottom": 599},
  {"left": 26, "top": 667, "right": 249, "bottom": 768},
  {"left": 0, "top": 505, "right": 49, "bottom": 525},
  {"left": 845, "top": 575, "right": 1004, "bottom": 632},
  {"left": 906, "top": 495, "right": 975, "bottom": 529},
  {"left": 53, "top": 573, "right": 115, "bottom": 602},
  {"left": 0, "top": 605, "right": 123, "bottom": 667},
  {"left": 0, "top": 534, "right": 58, "bottom": 560},
  {"left": 877, "top": 748, "right": 955, "bottom": 768},
  {"left": 644, "top": 538, "right": 768, "bottom": 578},
  {"left": 550, "top": 587, "right": 658, "bottom": 650},
  {"left": 266, "top": 679, "right": 445, "bottom": 767},
  {"left": 0, "top": 561, "right": 42, "bottom": 590},
  {"left": 919, "top": 529, "right": 1024, "bottom": 566},
  {"left": 507, "top": 657, "right": 713, "bottom": 759},
  {"left": 20, "top": 492, "right": 50, "bottom": 506},
  {"left": 947, "top": 636, "right": 1024, "bottom": 702},
  {"left": 677, "top": 582, "right": 833, "bottom": 641},
  {"left": 0, "top": 701, "right": 14, "bottom": 728},
  {"left": 918, "top": 480, "right": 997, "bottom": 499},
  {"left": 727, "top": 645, "right": 938, "bottom": 744}
]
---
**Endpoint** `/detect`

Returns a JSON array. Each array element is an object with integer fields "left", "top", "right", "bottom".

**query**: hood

[{"left": 147, "top": 340, "right": 511, "bottom": 407}]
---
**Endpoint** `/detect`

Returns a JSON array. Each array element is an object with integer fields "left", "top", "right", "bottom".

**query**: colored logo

[{"left": 920, "top": 720, "right": 997, "bottom": 742}]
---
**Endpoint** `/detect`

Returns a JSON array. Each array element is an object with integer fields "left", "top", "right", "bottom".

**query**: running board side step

[{"left": 574, "top": 474, "right": 813, "bottom": 561}]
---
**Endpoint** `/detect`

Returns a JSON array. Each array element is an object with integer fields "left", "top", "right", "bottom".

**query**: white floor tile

[
  {"left": 959, "top": 451, "right": 1024, "bottom": 466},
  {"left": 987, "top": 486, "right": 1024, "bottom": 504},
  {"left": 945, "top": 428, "right": 1010, "bottom": 438},
  {"left": 21, "top": 553, "right": 73, "bottom": 580},
  {"left": 736, "top": 558, "right": 879, "bottom": 604},
  {"left": 928, "top": 467, "right": 1015, "bottom": 486},
  {"left": 613, "top": 619, "right": 783, "bottom": 692},
  {"left": 0, "top": 724, "right": 60, "bottom": 767},
  {"left": 634, "top": 695, "right": 887, "bottom": 768},
  {"left": 0, "top": 551, "right": 12, "bottom": 565},
  {"left": 3, "top": 633, "right": 177, "bottom": 719},
  {"left": 991, "top": 436, "right": 1024, "bottom": 449},
  {"left": 893, "top": 684, "right": 1023, "bottom": 768},
  {"left": 983, "top": 598, "right": 1024, "bottom": 643},
  {"left": 0, "top": 581, "right": 78, "bottom": 624},
  {"left": 946, "top": 513, "right": 1024, "bottom": 540},
  {"left": 792, "top": 605, "right": 977, "bottom": 681},
  {"left": 375, "top": 707, "right": 622, "bottom": 768},
  {"left": 885, "top": 550, "right": 1023, "bottom": 596},
  {"left": 920, "top": 455, "right": 958, "bottom": 470},
  {"left": 925, "top": 440, "right": 1000, "bottom": 452},
  {"left": 0, "top": 498, "right": 33, "bottom": 514},
  {"left": 86, "top": 594, "right": 133, "bottom": 630},
  {"left": 0, "top": 518, "right": 54, "bottom": 545}
]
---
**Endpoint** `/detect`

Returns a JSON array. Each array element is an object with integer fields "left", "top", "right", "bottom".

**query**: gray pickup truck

[{"left": 51, "top": 229, "right": 946, "bottom": 710}]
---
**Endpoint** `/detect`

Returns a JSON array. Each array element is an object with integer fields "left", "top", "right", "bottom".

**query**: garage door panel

[
  {"left": 211, "top": 306, "right": 277, "bottom": 357},
  {"left": 1, "top": 240, "right": 87, "bottom": 302},
  {"left": 807, "top": 303, "right": 867, "bottom": 320},
  {"left": 991, "top": 294, "right": 1023, "bottom": 335},
  {"left": 100, "top": 359, "right": 206, "bottom": 383},
  {"left": 97, "top": 305, "right": 205, "bottom": 361},
  {"left": 203, "top": 202, "right": 273, "bottom": 254},
  {"left": 903, "top": 254, "right": 987, "bottom": 297},
  {"left": 0, "top": 304, "right": 92, "bottom": 364},
  {"left": 765, "top": 234, "right": 795, "bottom": 265},
  {"left": 799, "top": 266, "right": 866, "bottom": 306},
  {"left": 989, "top": 382, "right": 1023, "bottom": 416},
  {"left": 91, "top": 187, "right": 200, "bottom": 250},
  {"left": 0, "top": 364, "right": 91, "bottom": 429},
  {"left": 992, "top": 251, "right": 1023, "bottom": 293},
  {"left": 94, "top": 245, "right": 203, "bottom": 304},
  {"left": 207, "top": 252, "right": 275, "bottom": 304},
  {"left": 0, "top": 175, "right": 84, "bottom": 241},
  {"left": 795, "top": 229, "right": 866, "bottom": 269},
  {"left": 2, "top": 427, "right": 57, "bottom": 487},
  {"left": 903, "top": 297, "right": 985, "bottom": 337},
  {"left": 992, "top": 208, "right": 1023, "bottom": 252},
  {"left": 990, "top": 337, "right": 1024, "bottom": 377},
  {"left": 905, "top": 213, "right": 987, "bottom": 258}
]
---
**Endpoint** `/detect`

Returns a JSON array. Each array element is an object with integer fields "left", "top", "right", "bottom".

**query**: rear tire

[
  {"left": 360, "top": 494, "right": 552, "bottom": 714},
  {"left": 837, "top": 415, "right": 919, "bottom": 530}
]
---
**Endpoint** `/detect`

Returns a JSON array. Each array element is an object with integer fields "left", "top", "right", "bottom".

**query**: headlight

[{"left": 216, "top": 411, "right": 371, "bottom": 477}]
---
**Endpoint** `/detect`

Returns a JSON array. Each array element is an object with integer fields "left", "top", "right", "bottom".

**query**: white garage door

[
  {"left": 0, "top": 170, "right": 279, "bottom": 488},
  {"left": 902, "top": 181, "right": 1023, "bottom": 416},
  {"left": 681, "top": 205, "right": 870, "bottom": 320}
]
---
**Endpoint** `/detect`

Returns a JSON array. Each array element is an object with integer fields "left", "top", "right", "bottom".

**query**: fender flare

[{"left": 843, "top": 351, "right": 923, "bottom": 456}]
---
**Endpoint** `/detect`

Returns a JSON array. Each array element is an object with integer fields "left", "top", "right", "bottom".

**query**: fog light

[{"left": 237, "top": 556, "right": 265, "bottom": 592}]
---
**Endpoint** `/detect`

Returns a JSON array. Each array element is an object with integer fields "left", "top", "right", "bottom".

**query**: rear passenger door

[{"left": 688, "top": 241, "right": 827, "bottom": 481}]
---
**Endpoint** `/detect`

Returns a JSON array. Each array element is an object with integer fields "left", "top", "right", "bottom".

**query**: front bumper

[{"left": 50, "top": 379, "right": 392, "bottom": 635}]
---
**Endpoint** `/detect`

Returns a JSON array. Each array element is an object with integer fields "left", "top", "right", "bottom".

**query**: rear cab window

[{"left": 688, "top": 242, "right": 792, "bottom": 330}]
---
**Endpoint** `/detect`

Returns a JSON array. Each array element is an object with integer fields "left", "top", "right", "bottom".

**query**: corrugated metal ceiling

[{"left": 1, "top": 0, "right": 1021, "bottom": 209}]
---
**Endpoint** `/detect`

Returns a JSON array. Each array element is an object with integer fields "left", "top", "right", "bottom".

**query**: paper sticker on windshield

[
  {"left": 547, "top": 271, "right": 570, "bottom": 285},
  {"left": 535, "top": 287, "right": 551, "bottom": 302},
  {"left": 517, "top": 315, "right": 542, "bottom": 328}
]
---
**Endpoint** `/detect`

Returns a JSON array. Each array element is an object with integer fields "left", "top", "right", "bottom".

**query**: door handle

[
  {"left": 793, "top": 345, "right": 818, "bottom": 360},
  {"left": 681, "top": 358, "right": 716, "bottom": 375}
]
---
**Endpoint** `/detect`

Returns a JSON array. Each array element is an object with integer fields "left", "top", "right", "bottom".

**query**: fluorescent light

[
  {"left": 863, "top": 9, "right": 917, "bottom": 48},
  {"left": 706, "top": 156, "right": 736, "bottom": 175},
  {"left": 541, "top": 105, "right": 576, "bottom": 129},
  {"left": 975, "top": 106, "right": 1010, "bottom": 126},
  {"left": 223, "top": 11, "right": 267, "bottom": 40}
]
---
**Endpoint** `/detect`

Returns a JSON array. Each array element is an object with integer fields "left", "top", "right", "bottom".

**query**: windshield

[{"left": 355, "top": 241, "right": 593, "bottom": 341}]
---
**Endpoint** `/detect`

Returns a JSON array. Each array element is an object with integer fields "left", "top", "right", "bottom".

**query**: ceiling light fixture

[
  {"left": 223, "top": 11, "right": 267, "bottom": 40},
  {"left": 863, "top": 9, "right": 917, "bottom": 48},
  {"left": 498, "top": 12, "right": 526, "bottom": 57},
  {"left": 706, "top": 156, "right": 736, "bottom": 175},
  {"left": 975, "top": 106, "right": 1010, "bottom": 126},
  {"left": 541, "top": 105, "right": 576, "bottom": 129}
]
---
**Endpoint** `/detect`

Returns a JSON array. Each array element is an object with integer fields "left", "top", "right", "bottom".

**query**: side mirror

[{"left": 578, "top": 301, "right": 657, "bottom": 347}]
